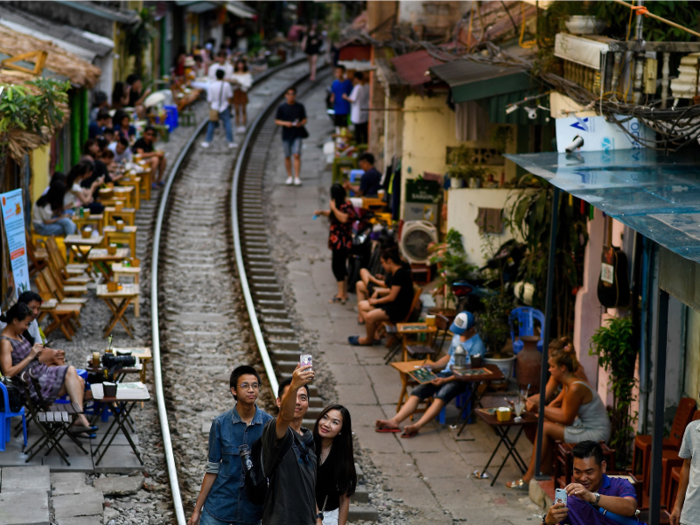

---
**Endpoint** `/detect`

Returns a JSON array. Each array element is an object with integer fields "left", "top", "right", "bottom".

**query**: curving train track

[{"left": 149, "top": 58, "right": 330, "bottom": 524}]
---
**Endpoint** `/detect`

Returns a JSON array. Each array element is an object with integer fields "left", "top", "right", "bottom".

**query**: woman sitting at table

[
  {"left": 113, "top": 110, "right": 137, "bottom": 143},
  {"left": 506, "top": 344, "right": 610, "bottom": 489},
  {"left": 527, "top": 336, "right": 588, "bottom": 407},
  {"left": 374, "top": 311, "right": 486, "bottom": 438},
  {"left": 0, "top": 303, "right": 94, "bottom": 430},
  {"left": 65, "top": 160, "right": 104, "bottom": 214},
  {"left": 348, "top": 247, "right": 414, "bottom": 346},
  {"left": 32, "top": 182, "right": 77, "bottom": 237}
]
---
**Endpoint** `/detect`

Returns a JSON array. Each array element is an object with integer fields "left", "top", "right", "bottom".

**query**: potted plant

[
  {"left": 589, "top": 316, "right": 637, "bottom": 469},
  {"left": 479, "top": 290, "right": 516, "bottom": 381},
  {"left": 428, "top": 229, "right": 477, "bottom": 314},
  {"left": 447, "top": 145, "right": 490, "bottom": 188}
]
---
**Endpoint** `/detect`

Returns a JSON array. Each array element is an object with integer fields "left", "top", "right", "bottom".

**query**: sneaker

[
  {"left": 201, "top": 142, "right": 210, "bottom": 148},
  {"left": 228, "top": 142, "right": 238, "bottom": 149},
  {"left": 236, "top": 126, "right": 246, "bottom": 133},
  {"left": 294, "top": 178, "right": 302, "bottom": 186},
  {"left": 285, "top": 176, "right": 293, "bottom": 185}
]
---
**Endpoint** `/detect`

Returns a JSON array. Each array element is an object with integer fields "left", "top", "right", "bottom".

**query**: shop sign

[
  {"left": 1, "top": 189, "right": 30, "bottom": 299},
  {"left": 406, "top": 179, "right": 441, "bottom": 203}
]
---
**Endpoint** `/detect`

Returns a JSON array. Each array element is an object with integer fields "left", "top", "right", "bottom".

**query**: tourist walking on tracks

[
  {"left": 343, "top": 71, "right": 369, "bottom": 146},
  {"left": 313, "top": 404, "right": 357, "bottom": 525},
  {"left": 231, "top": 59, "right": 253, "bottom": 133},
  {"left": 275, "top": 87, "right": 307, "bottom": 186},
  {"left": 202, "top": 69, "right": 236, "bottom": 150},
  {"left": 330, "top": 66, "right": 353, "bottom": 131},
  {"left": 302, "top": 23, "right": 323, "bottom": 81},
  {"left": 188, "top": 365, "right": 272, "bottom": 525},
  {"left": 260, "top": 366, "right": 317, "bottom": 525},
  {"left": 314, "top": 183, "right": 356, "bottom": 305}
]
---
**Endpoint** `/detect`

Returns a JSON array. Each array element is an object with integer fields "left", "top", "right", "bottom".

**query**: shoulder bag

[
  {"left": 242, "top": 433, "right": 293, "bottom": 505},
  {"left": 209, "top": 80, "right": 224, "bottom": 122}
]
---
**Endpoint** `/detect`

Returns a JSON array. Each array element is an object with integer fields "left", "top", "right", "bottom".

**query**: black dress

[
  {"left": 315, "top": 455, "right": 341, "bottom": 513},
  {"left": 381, "top": 265, "right": 414, "bottom": 322}
]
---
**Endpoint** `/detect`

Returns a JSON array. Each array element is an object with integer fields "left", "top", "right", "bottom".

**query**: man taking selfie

[
  {"left": 260, "top": 365, "right": 317, "bottom": 525},
  {"left": 543, "top": 441, "right": 638, "bottom": 525},
  {"left": 188, "top": 366, "right": 272, "bottom": 525}
]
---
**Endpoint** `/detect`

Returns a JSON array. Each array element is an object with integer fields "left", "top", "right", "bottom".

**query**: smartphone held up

[{"left": 300, "top": 354, "right": 313, "bottom": 370}]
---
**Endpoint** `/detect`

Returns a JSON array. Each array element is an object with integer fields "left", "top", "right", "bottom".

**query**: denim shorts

[
  {"left": 282, "top": 138, "right": 302, "bottom": 158},
  {"left": 200, "top": 508, "right": 232, "bottom": 525},
  {"left": 411, "top": 375, "right": 468, "bottom": 403}
]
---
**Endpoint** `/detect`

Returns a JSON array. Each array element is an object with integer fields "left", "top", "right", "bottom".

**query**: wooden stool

[
  {"left": 72, "top": 214, "right": 104, "bottom": 234},
  {"left": 103, "top": 226, "right": 138, "bottom": 258},
  {"left": 397, "top": 323, "right": 437, "bottom": 362},
  {"left": 118, "top": 178, "right": 141, "bottom": 210},
  {"left": 114, "top": 185, "right": 138, "bottom": 210},
  {"left": 112, "top": 263, "right": 141, "bottom": 317},
  {"left": 137, "top": 167, "right": 152, "bottom": 200},
  {"left": 96, "top": 284, "right": 140, "bottom": 338}
]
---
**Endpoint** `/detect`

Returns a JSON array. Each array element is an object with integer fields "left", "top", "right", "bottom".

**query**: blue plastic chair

[
  {"left": 0, "top": 382, "right": 27, "bottom": 451},
  {"left": 510, "top": 307, "right": 545, "bottom": 354},
  {"left": 437, "top": 388, "right": 470, "bottom": 425}
]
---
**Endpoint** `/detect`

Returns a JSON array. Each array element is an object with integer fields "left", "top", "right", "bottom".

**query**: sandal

[
  {"left": 505, "top": 479, "right": 528, "bottom": 489},
  {"left": 400, "top": 430, "right": 419, "bottom": 439}
]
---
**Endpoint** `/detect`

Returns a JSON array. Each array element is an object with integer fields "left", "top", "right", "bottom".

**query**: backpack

[
  {"left": 241, "top": 433, "right": 293, "bottom": 505},
  {"left": 0, "top": 376, "right": 23, "bottom": 413}
]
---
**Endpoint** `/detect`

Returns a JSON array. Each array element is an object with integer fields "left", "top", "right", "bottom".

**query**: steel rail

[{"left": 150, "top": 55, "right": 306, "bottom": 525}]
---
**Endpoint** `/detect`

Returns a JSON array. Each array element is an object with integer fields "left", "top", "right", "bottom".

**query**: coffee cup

[
  {"left": 116, "top": 220, "right": 125, "bottom": 231},
  {"left": 81, "top": 227, "right": 92, "bottom": 239}
]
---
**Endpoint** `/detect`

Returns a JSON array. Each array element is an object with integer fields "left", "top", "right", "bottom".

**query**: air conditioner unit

[{"left": 400, "top": 220, "right": 438, "bottom": 265}]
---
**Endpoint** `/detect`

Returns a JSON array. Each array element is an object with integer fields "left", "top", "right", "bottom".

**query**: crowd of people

[{"left": 188, "top": 364, "right": 356, "bottom": 525}]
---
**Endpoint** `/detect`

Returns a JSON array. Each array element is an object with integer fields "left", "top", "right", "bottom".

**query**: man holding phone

[
  {"left": 260, "top": 364, "right": 317, "bottom": 525},
  {"left": 543, "top": 441, "right": 638, "bottom": 525}
]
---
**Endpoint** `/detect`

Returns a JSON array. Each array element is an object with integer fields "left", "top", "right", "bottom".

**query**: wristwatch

[
  {"left": 317, "top": 511, "right": 324, "bottom": 521},
  {"left": 593, "top": 492, "right": 601, "bottom": 505},
  {"left": 541, "top": 513, "right": 548, "bottom": 525}
]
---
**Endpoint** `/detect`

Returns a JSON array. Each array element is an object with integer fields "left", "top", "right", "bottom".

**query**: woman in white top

[
  {"left": 506, "top": 344, "right": 611, "bottom": 489},
  {"left": 343, "top": 72, "right": 370, "bottom": 146},
  {"left": 65, "top": 160, "right": 104, "bottom": 214},
  {"left": 231, "top": 59, "right": 253, "bottom": 133},
  {"left": 32, "top": 182, "right": 76, "bottom": 237}
]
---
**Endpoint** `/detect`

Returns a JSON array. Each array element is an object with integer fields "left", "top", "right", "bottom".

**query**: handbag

[
  {"left": 299, "top": 126, "right": 310, "bottom": 139},
  {"left": 209, "top": 80, "right": 224, "bottom": 122},
  {"left": 0, "top": 376, "right": 23, "bottom": 413}
]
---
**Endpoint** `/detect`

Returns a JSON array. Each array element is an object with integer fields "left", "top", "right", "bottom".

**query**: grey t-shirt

[
  {"left": 679, "top": 420, "right": 700, "bottom": 524},
  {"left": 261, "top": 418, "right": 317, "bottom": 525}
]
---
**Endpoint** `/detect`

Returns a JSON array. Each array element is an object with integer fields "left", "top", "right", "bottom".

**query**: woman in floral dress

[
  {"left": 0, "top": 303, "right": 93, "bottom": 429},
  {"left": 315, "top": 183, "right": 356, "bottom": 304}
]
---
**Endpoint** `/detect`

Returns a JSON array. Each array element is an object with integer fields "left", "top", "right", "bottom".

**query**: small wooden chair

[
  {"left": 383, "top": 286, "right": 424, "bottom": 364},
  {"left": 45, "top": 237, "right": 89, "bottom": 276},
  {"left": 25, "top": 231, "right": 47, "bottom": 277},
  {"left": 34, "top": 275, "right": 82, "bottom": 340},
  {"left": 44, "top": 264, "right": 88, "bottom": 298},
  {"left": 45, "top": 241, "right": 91, "bottom": 286},
  {"left": 40, "top": 268, "right": 88, "bottom": 305}
]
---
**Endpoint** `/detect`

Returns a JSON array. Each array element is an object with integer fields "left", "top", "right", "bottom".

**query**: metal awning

[
  {"left": 391, "top": 50, "right": 444, "bottom": 87},
  {"left": 505, "top": 148, "right": 700, "bottom": 264},
  {"left": 226, "top": 2, "right": 256, "bottom": 18},
  {"left": 430, "top": 60, "right": 534, "bottom": 103},
  {"left": 0, "top": 5, "right": 113, "bottom": 63},
  {"left": 54, "top": 1, "right": 139, "bottom": 24},
  {"left": 189, "top": 2, "right": 218, "bottom": 13}
]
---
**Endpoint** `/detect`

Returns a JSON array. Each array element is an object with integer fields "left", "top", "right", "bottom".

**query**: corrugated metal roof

[
  {"left": 54, "top": 1, "right": 139, "bottom": 24},
  {"left": 0, "top": 5, "right": 113, "bottom": 62},
  {"left": 430, "top": 60, "right": 533, "bottom": 103},
  {"left": 391, "top": 50, "right": 444, "bottom": 87}
]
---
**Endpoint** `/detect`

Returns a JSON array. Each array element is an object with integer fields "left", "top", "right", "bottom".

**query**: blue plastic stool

[
  {"left": 510, "top": 307, "right": 545, "bottom": 354},
  {"left": 164, "top": 104, "right": 179, "bottom": 132},
  {"left": 0, "top": 382, "right": 26, "bottom": 451},
  {"left": 437, "top": 388, "right": 470, "bottom": 425}
]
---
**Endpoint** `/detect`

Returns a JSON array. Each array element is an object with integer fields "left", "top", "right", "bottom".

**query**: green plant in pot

[
  {"left": 429, "top": 229, "right": 477, "bottom": 313},
  {"left": 477, "top": 290, "right": 514, "bottom": 358},
  {"left": 589, "top": 315, "right": 637, "bottom": 469},
  {"left": 447, "top": 144, "right": 489, "bottom": 188}
]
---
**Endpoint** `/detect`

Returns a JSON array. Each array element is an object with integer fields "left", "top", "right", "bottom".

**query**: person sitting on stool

[{"left": 374, "top": 311, "right": 485, "bottom": 438}]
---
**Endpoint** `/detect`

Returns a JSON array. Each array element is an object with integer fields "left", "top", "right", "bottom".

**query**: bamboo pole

[{"left": 612, "top": 0, "right": 700, "bottom": 39}]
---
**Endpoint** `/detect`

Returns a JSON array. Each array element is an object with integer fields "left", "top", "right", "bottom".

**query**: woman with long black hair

[
  {"left": 313, "top": 405, "right": 357, "bottom": 525},
  {"left": 32, "top": 182, "right": 76, "bottom": 237},
  {"left": 314, "top": 184, "right": 356, "bottom": 304}
]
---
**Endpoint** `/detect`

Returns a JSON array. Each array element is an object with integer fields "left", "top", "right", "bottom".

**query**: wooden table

[
  {"left": 390, "top": 359, "right": 435, "bottom": 414},
  {"left": 72, "top": 214, "right": 104, "bottom": 234},
  {"left": 112, "top": 263, "right": 141, "bottom": 317},
  {"left": 397, "top": 323, "right": 438, "bottom": 361},
  {"left": 103, "top": 207, "right": 136, "bottom": 227},
  {"left": 64, "top": 234, "right": 105, "bottom": 263},
  {"left": 103, "top": 225, "right": 138, "bottom": 257},
  {"left": 113, "top": 186, "right": 137, "bottom": 210},
  {"left": 112, "top": 347, "right": 152, "bottom": 383},
  {"left": 91, "top": 382, "right": 150, "bottom": 465},
  {"left": 117, "top": 179, "right": 141, "bottom": 210},
  {"left": 475, "top": 409, "right": 537, "bottom": 486},
  {"left": 96, "top": 284, "right": 140, "bottom": 338},
  {"left": 452, "top": 364, "right": 505, "bottom": 435},
  {"left": 88, "top": 248, "right": 129, "bottom": 280}
]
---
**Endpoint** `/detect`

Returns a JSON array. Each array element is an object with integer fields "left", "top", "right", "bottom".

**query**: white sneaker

[
  {"left": 236, "top": 126, "right": 246, "bottom": 133},
  {"left": 285, "top": 176, "right": 293, "bottom": 185},
  {"left": 294, "top": 178, "right": 302, "bottom": 186},
  {"left": 228, "top": 142, "right": 238, "bottom": 149},
  {"left": 201, "top": 142, "right": 210, "bottom": 148}
]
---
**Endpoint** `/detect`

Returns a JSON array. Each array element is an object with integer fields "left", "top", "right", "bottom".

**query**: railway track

[{"left": 150, "top": 60, "right": 345, "bottom": 524}]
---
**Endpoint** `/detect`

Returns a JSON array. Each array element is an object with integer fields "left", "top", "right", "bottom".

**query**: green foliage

[
  {"left": 0, "top": 79, "right": 69, "bottom": 141},
  {"left": 326, "top": 3, "right": 343, "bottom": 44},
  {"left": 506, "top": 182, "right": 588, "bottom": 336},
  {"left": 429, "top": 229, "right": 477, "bottom": 306},
  {"left": 126, "top": 7, "right": 158, "bottom": 78},
  {"left": 478, "top": 291, "right": 513, "bottom": 357},
  {"left": 447, "top": 144, "right": 490, "bottom": 180},
  {"left": 492, "top": 126, "right": 514, "bottom": 155},
  {"left": 590, "top": 316, "right": 638, "bottom": 468}
]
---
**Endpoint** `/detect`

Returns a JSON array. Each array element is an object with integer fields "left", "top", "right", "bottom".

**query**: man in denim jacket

[{"left": 188, "top": 366, "right": 273, "bottom": 525}]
